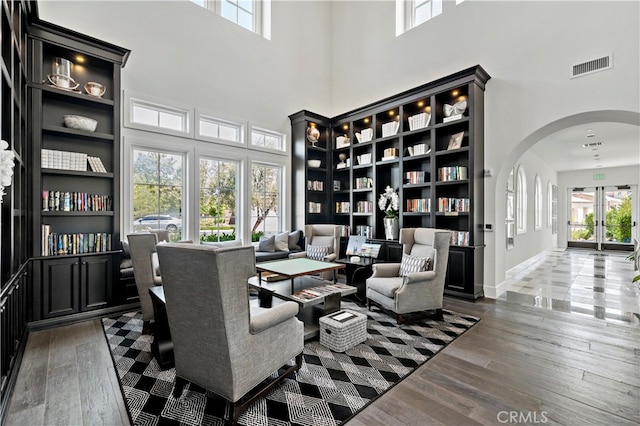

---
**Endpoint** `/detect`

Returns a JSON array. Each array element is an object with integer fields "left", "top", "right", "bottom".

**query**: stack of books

[
  {"left": 408, "top": 112, "right": 431, "bottom": 131},
  {"left": 381, "top": 121, "right": 399, "bottom": 138},
  {"left": 41, "top": 149, "right": 87, "bottom": 171}
]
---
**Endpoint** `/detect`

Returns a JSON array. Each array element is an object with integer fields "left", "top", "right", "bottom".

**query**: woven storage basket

[{"left": 319, "top": 309, "right": 367, "bottom": 352}]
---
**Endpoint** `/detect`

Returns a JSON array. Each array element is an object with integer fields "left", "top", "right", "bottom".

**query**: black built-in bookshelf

[{"left": 290, "top": 65, "right": 490, "bottom": 300}]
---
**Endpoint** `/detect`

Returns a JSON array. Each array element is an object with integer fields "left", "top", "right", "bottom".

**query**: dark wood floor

[{"left": 5, "top": 298, "right": 640, "bottom": 425}]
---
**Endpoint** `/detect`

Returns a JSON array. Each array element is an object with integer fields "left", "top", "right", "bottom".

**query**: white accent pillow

[
  {"left": 307, "top": 245, "right": 330, "bottom": 261},
  {"left": 399, "top": 253, "right": 429, "bottom": 276},
  {"left": 275, "top": 232, "right": 289, "bottom": 252}
]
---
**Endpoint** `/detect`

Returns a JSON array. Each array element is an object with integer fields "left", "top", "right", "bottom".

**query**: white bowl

[
  {"left": 63, "top": 115, "right": 98, "bottom": 132},
  {"left": 84, "top": 81, "right": 106, "bottom": 97},
  {"left": 307, "top": 159, "right": 321, "bottom": 168}
]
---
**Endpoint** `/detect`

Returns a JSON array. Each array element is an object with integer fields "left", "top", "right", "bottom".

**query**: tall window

[
  {"left": 199, "top": 158, "right": 238, "bottom": 243},
  {"left": 132, "top": 150, "right": 184, "bottom": 241},
  {"left": 534, "top": 175, "right": 542, "bottom": 230},
  {"left": 191, "top": 0, "right": 270, "bottom": 39},
  {"left": 547, "top": 181, "right": 553, "bottom": 228},
  {"left": 397, "top": 0, "right": 442, "bottom": 35},
  {"left": 516, "top": 166, "right": 527, "bottom": 234},
  {"left": 251, "top": 163, "right": 282, "bottom": 241}
]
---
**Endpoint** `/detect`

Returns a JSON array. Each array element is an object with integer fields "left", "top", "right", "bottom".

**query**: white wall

[
  {"left": 330, "top": 0, "right": 639, "bottom": 296},
  {"left": 38, "top": 0, "right": 333, "bottom": 139},
  {"left": 39, "top": 0, "right": 640, "bottom": 295},
  {"left": 504, "top": 150, "right": 558, "bottom": 272}
]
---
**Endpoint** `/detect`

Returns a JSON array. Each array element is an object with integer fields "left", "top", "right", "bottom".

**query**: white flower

[
  {"left": 378, "top": 185, "right": 399, "bottom": 218},
  {"left": 0, "top": 140, "right": 15, "bottom": 199}
]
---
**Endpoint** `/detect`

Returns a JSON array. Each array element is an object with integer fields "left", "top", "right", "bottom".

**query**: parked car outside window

[{"left": 134, "top": 215, "right": 182, "bottom": 231}]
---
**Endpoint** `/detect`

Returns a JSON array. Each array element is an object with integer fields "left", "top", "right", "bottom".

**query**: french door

[{"left": 568, "top": 185, "right": 636, "bottom": 250}]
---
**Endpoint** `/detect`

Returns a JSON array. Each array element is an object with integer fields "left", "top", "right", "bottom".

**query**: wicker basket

[{"left": 319, "top": 309, "right": 367, "bottom": 352}]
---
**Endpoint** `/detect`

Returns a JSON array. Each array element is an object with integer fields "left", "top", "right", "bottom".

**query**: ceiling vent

[
  {"left": 582, "top": 142, "right": 603, "bottom": 148},
  {"left": 571, "top": 54, "right": 613, "bottom": 79}
]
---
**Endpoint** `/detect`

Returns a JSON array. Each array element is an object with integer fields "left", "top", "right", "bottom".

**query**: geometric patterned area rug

[{"left": 102, "top": 301, "right": 479, "bottom": 426}]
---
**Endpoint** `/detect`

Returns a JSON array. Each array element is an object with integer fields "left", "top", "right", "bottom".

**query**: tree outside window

[
  {"left": 199, "top": 158, "right": 238, "bottom": 243},
  {"left": 251, "top": 163, "right": 281, "bottom": 241},
  {"left": 132, "top": 150, "right": 183, "bottom": 240}
]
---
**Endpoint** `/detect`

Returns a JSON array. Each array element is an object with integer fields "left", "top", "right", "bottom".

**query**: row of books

[
  {"left": 437, "top": 166, "right": 468, "bottom": 182},
  {"left": 355, "top": 201, "right": 373, "bottom": 213},
  {"left": 408, "top": 112, "right": 431, "bottom": 131},
  {"left": 437, "top": 197, "right": 470, "bottom": 213},
  {"left": 406, "top": 198, "right": 431, "bottom": 213},
  {"left": 42, "top": 190, "right": 112, "bottom": 212},
  {"left": 354, "top": 177, "right": 373, "bottom": 189},
  {"left": 307, "top": 180, "right": 324, "bottom": 191},
  {"left": 41, "top": 225, "right": 112, "bottom": 256},
  {"left": 451, "top": 231, "right": 470, "bottom": 247},
  {"left": 404, "top": 171, "right": 428, "bottom": 184},
  {"left": 355, "top": 225, "right": 373, "bottom": 238},
  {"left": 41, "top": 149, "right": 108, "bottom": 173},
  {"left": 308, "top": 202, "right": 322, "bottom": 213},
  {"left": 335, "top": 202, "right": 350, "bottom": 214}
]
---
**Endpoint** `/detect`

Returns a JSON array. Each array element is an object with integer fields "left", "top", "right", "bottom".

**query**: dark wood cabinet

[
  {"left": 27, "top": 20, "right": 129, "bottom": 320},
  {"left": 291, "top": 66, "right": 489, "bottom": 300},
  {"left": 289, "top": 110, "right": 331, "bottom": 230}
]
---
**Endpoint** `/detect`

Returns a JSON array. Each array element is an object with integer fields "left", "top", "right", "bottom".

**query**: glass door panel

[
  {"left": 568, "top": 188, "right": 597, "bottom": 249},
  {"left": 602, "top": 186, "right": 633, "bottom": 250},
  {"left": 568, "top": 185, "right": 635, "bottom": 251}
]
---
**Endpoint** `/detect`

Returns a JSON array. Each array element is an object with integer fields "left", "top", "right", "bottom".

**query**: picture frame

[{"left": 447, "top": 132, "right": 464, "bottom": 150}]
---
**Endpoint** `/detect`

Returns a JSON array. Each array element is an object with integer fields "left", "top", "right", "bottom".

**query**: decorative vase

[{"left": 383, "top": 217, "right": 399, "bottom": 240}]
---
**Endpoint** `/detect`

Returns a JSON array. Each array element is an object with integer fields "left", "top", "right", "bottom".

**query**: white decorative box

[{"left": 319, "top": 309, "right": 367, "bottom": 352}]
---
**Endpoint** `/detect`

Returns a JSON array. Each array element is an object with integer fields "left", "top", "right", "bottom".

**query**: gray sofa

[{"left": 254, "top": 230, "right": 305, "bottom": 262}]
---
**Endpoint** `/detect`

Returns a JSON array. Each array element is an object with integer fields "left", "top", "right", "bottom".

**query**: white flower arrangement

[
  {"left": 378, "top": 185, "right": 399, "bottom": 218},
  {"left": 0, "top": 140, "right": 15, "bottom": 202}
]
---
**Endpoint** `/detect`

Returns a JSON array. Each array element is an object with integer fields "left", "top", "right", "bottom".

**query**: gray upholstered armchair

[
  {"left": 289, "top": 224, "right": 341, "bottom": 280},
  {"left": 366, "top": 228, "right": 451, "bottom": 324},
  {"left": 127, "top": 233, "right": 163, "bottom": 324},
  {"left": 156, "top": 243, "right": 304, "bottom": 424}
]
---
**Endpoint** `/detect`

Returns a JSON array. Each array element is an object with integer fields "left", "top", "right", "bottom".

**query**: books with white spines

[
  {"left": 408, "top": 112, "right": 431, "bottom": 131},
  {"left": 88, "top": 156, "right": 108, "bottom": 173},
  {"left": 381, "top": 156, "right": 398, "bottom": 162},
  {"left": 381, "top": 121, "right": 399, "bottom": 138}
]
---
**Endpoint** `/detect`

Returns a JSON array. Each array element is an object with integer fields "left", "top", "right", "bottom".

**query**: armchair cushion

[
  {"left": 307, "top": 245, "right": 330, "bottom": 260},
  {"left": 310, "top": 235, "right": 334, "bottom": 249},
  {"left": 250, "top": 301, "right": 299, "bottom": 334},
  {"left": 274, "top": 232, "right": 289, "bottom": 252},
  {"left": 257, "top": 235, "right": 276, "bottom": 252},
  {"left": 367, "top": 277, "right": 402, "bottom": 298},
  {"left": 399, "top": 253, "right": 429, "bottom": 276}
]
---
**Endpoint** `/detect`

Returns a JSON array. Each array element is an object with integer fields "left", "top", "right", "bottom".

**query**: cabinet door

[
  {"left": 81, "top": 255, "right": 113, "bottom": 311},
  {"left": 42, "top": 257, "right": 80, "bottom": 318}
]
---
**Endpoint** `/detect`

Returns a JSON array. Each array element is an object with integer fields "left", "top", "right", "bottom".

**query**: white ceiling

[{"left": 528, "top": 122, "right": 640, "bottom": 172}]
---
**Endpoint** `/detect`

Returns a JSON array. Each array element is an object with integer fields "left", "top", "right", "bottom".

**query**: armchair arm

[
  {"left": 250, "top": 301, "right": 299, "bottom": 334},
  {"left": 323, "top": 253, "right": 337, "bottom": 262},
  {"left": 404, "top": 270, "right": 437, "bottom": 284},
  {"left": 288, "top": 251, "right": 307, "bottom": 259},
  {"left": 371, "top": 263, "right": 401, "bottom": 278}
]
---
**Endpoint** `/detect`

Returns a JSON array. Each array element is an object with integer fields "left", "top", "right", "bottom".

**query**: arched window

[
  {"left": 534, "top": 175, "right": 542, "bottom": 230},
  {"left": 547, "top": 181, "right": 553, "bottom": 228},
  {"left": 516, "top": 166, "right": 527, "bottom": 234}
]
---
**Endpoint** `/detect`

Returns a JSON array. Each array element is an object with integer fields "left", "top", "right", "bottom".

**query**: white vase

[{"left": 383, "top": 217, "right": 399, "bottom": 240}]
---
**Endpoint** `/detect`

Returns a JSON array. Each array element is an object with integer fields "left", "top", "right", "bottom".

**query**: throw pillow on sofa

[
  {"left": 307, "top": 245, "right": 330, "bottom": 260},
  {"left": 288, "top": 230, "right": 302, "bottom": 251},
  {"left": 258, "top": 235, "right": 276, "bottom": 252},
  {"left": 274, "top": 232, "right": 289, "bottom": 252}
]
